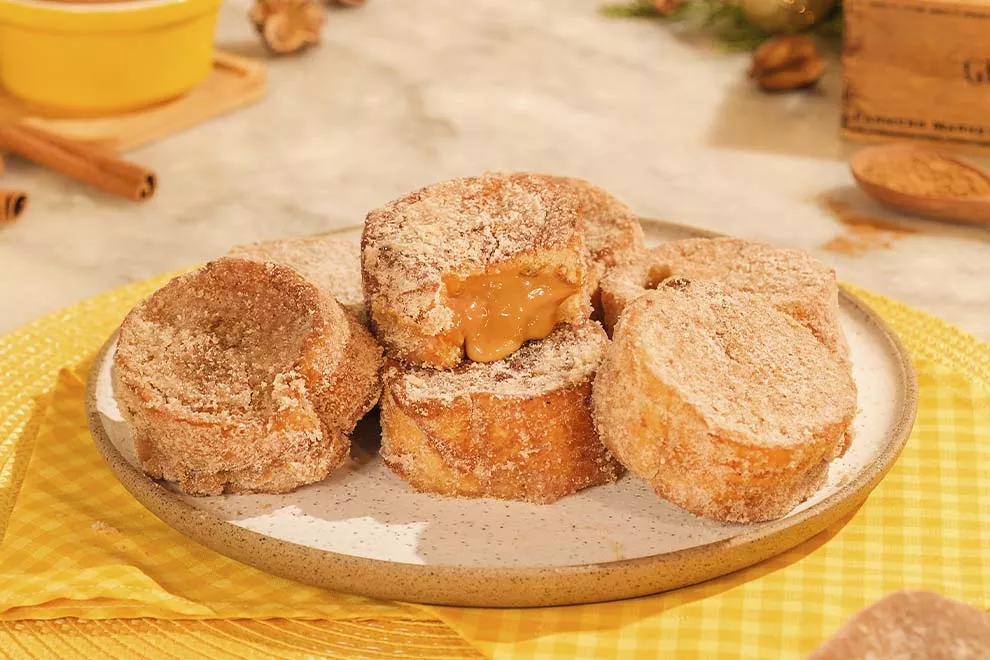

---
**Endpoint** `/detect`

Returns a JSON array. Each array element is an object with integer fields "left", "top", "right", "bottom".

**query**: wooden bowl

[{"left": 850, "top": 144, "right": 990, "bottom": 225}]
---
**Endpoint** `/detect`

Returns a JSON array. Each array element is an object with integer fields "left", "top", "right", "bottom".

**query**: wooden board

[
  {"left": 85, "top": 220, "right": 919, "bottom": 608},
  {"left": 0, "top": 52, "right": 266, "bottom": 153},
  {"left": 842, "top": 0, "right": 990, "bottom": 152}
]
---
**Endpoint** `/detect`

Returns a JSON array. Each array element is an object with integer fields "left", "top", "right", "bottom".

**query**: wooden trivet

[{"left": 0, "top": 52, "right": 266, "bottom": 153}]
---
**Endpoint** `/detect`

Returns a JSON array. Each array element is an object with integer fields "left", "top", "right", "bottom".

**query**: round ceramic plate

[{"left": 87, "top": 219, "right": 918, "bottom": 608}]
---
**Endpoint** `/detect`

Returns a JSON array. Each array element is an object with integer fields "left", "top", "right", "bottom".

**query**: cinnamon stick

[
  {"left": 0, "top": 124, "right": 156, "bottom": 202},
  {"left": 0, "top": 188, "right": 28, "bottom": 224}
]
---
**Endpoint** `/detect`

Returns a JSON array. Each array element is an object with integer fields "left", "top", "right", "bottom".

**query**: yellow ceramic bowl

[{"left": 0, "top": 0, "right": 221, "bottom": 115}]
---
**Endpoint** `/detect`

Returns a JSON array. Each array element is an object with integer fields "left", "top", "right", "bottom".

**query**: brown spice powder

[
  {"left": 860, "top": 153, "right": 990, "bottom": 198},
  {"left": 819, "top": 197, "right": 916, "bottom": 257}
]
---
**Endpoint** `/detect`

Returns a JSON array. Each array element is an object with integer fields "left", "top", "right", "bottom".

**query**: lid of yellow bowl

[{"left": 0, "top": 0, "right": 221, "bottom": 31}]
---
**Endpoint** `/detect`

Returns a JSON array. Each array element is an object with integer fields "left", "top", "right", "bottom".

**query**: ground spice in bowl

[{"left": 860, "top": 152, "right": 990, "bottom": 198}]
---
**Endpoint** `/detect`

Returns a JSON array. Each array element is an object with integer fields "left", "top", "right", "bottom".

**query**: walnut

[
  {"left": 249, "top": 0, "right": 324, "bottom": 55},
  {"left": 749, "top": 35, "right": 826, "bottom": 92}
]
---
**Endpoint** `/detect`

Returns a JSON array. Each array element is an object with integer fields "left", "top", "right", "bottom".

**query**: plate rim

[{"left": 85, "top": 219, "right": 919, "bottom": 608}]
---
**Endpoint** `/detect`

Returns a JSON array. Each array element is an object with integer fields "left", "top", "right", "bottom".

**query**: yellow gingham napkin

[
  {"left": 429, "top": 361, "right": 990, "bottom": 657},
  {"left": 0, "top": 363, "right": 422, "bottom": 622},
  {"left": 424, "top": 287, "right": 990, "bottom": 658},
  {"left": 0, "top": 277, "right": 988, "bottom": 658}
]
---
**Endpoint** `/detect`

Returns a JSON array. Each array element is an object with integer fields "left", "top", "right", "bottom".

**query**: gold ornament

[{"left": 739, "top": 0, "right": 837, "bottom": 33}]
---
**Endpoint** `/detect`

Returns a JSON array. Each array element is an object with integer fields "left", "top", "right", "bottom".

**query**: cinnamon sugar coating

[
  {"left": 568, "top": 179, "right": 645, "bottom": 314},
  {"left": 592, "top": 281, "right": 856, "bottom": 523},
  {"left": 113, "top": 258, "right": 383, "bottom": 496},
  {"left": 229, "top": 232, "right": 368, "bottom": 325},
  {"left": 380, "top": 322, "right": 623, "bottom": 504},
  {"left": 809, "top": 591, "right": 990, "bottom": 659},
  {"left": 362, "top": 172, "right": 637, "bottom": 368},
  {"left": 600, "top": 238, "right": 848, "bottom": 362}
]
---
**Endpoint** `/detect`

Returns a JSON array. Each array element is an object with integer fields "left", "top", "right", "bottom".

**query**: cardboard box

[{"left": 842, "top": 0, "right": 990, "bottom": 149}]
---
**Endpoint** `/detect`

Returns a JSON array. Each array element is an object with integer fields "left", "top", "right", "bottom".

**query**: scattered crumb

[
  {"left": 819, "top": 196, "right": 916, "bottom": 256},
  {"left": 90, "top": 521, "right": 120, "bottom": 534}
]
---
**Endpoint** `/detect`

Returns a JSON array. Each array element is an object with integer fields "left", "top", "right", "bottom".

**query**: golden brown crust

[
  {"left": 592, "top": 282, "right": 856, "bottom": 523},
  {"left": 380, "top": 323, "right": 623, "bottom": 503},
  {"left": 600, "top": 238, "right": 848, "bottom": 362},
  {"left": 228, "top": 232, "right": 368, "bottom": 325},
  {"left": 362, "top": 172, "right": 592, "bottom": 368},
  {"left": 113, "top": 258, "right": 383, "bottom": 496}
]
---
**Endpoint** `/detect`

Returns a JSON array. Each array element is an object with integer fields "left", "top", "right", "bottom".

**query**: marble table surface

[{"left": 1, "top": 0, "right": 988, "bottom": 338}]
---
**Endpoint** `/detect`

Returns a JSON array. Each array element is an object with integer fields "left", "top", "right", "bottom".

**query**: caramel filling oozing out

[{"left": 446, "top": 266, "right": 579, "bottom": 363}]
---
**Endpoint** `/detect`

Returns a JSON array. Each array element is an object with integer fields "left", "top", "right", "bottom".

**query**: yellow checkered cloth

[{"left": 0, "top": 274, "right": 988, "bottom": 659}]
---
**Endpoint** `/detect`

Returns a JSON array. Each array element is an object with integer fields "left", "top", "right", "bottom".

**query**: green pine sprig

[
  {"left": 600, "top": 1, "right": 660, "bottom": 17},
  {"left": 600, "top": 0, "right": 843, "bottom": 52}
]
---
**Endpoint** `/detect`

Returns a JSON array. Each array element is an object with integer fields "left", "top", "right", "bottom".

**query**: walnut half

[
  {"left": 749, "top": 35, "right": 826, "bottom": 92},
  {"left": 249, "top": 0, "right": 324, "bottom": 55}
]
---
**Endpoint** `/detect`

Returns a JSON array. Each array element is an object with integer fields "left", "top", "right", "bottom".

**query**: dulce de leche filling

[{"left": 446, "top": 265, "right": 579, "bottom": 363}]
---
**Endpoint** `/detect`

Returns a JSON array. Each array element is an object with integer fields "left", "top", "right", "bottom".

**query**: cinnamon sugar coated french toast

[
  {"left": 593, "top": 279, "right": 857, "bottom": 523},
  {"left": 229, "top": 232, "right": 368, "bottom": 325},
  {"left": 113, "top": 258, "right": 383, "bottom": 496},
  {"left": 601, "top": 237, "right": 848, "bottom": 362},
  {"left": 809, "top": 591, "right": 990, "bottom": 659},
  {"left": 111, "top": 171, "right": 858, "bottom": 520},
  {"left": 361, "top": 172, "right": 641, "bottom": 368},
  {"left": 380, "top": 322, "right": 622, "bottom": 503}
]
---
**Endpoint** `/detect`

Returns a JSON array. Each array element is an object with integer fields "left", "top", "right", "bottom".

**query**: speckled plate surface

[{"left": 86, "top": 220, "right": 918, "bottom": 608}]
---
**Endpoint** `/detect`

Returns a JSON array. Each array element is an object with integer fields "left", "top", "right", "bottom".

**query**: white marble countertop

[{"left": 1, "top": 0, "right": 988, "bottom": 338}]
